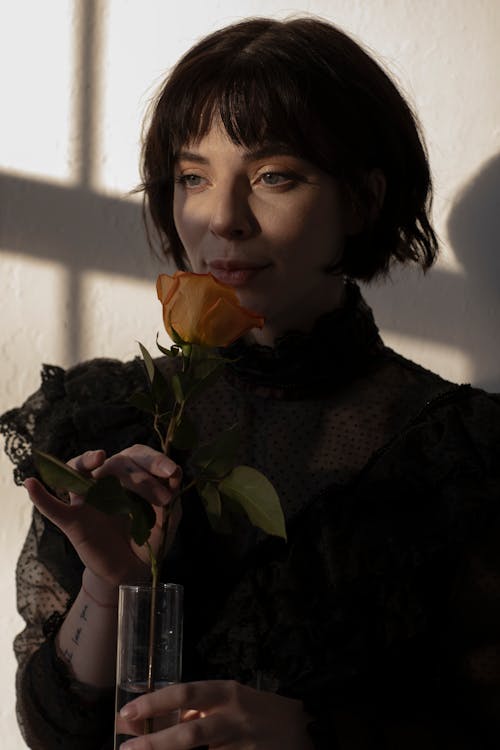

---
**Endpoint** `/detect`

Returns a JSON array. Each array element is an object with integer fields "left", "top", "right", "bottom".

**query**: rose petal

[{"left": 157, "top": 272, "right": 264, "bottom": 346}]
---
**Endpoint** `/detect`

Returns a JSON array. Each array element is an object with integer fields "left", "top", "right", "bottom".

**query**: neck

[{"left": 246, "top": 278, "right": 347, "bottom": 347}]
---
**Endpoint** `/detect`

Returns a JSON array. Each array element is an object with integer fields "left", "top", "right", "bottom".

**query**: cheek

[
  {"left": 261, "top": 200, "right": 314, "bottom": 247},
  {"left": 173, "top": 196, "right": 200, "bottom": 247},
  {"left": 267, "top": 195, "right": 344, "bottom": 255}
]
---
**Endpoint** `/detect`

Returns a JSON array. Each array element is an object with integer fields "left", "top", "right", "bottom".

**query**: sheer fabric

[{"left": 2, "top": 283, "right": 500, "bottom": 749}]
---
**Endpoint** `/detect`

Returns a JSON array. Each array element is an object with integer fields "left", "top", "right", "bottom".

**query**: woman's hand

[
  {"left": 118, "top": 680, "right": 314, "bottom": 750},
  {"left": 24, "top": 445, "right": 182, "bottom": 587}
]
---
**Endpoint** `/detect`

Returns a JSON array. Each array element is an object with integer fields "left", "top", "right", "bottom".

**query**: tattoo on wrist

[{"left": 72, "top": 627, "right": 82, "bottom": 646}]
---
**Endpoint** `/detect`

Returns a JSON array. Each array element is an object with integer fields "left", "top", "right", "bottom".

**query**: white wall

[{"left": 1, "top": 1, "right": 499, "bottom": 746}]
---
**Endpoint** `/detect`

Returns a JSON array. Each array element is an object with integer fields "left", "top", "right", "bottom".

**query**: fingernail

[
  {"left": 159, "top": 462, "right": 175, "bottom": 477},
  {"left": 120, "top": 704, "right": 138, "bottom": 719}
]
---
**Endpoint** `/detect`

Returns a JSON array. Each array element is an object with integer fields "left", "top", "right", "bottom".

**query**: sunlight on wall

[
  {"left": 0, "top": 2, "right": 74, "bottom": 184},
  {"left": 381, "top": 330, "right": 472, "bottom": 385},
  {"left": 0, "top": 253, "right": 70, "bottom": 384},
  {"left": 79, "top": 271, "right": 163, "bottom": 362},
  {"left": 0, "top": 463, "right": 26, "bottom": 750}
]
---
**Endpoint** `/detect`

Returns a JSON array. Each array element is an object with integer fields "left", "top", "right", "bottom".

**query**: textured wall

[{"left": 1, "top": 1, "right": 499, "bottom": 747}]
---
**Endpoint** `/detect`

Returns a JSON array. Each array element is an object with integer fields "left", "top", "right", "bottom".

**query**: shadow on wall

[
  {"left": 0, "top": 171, "right": 156, "bottom": 279},
  {"left": 1, "top": 157, "right": 499, "bottom": 387},
  {"left": 447, "top": 151, "right": 500, "bottom": 391},
  {"left": 365, "top": 152, "right": 500, "bottom": 391},
  {"left": 0, "top": 170, "right": 173, "bottom": 363}
]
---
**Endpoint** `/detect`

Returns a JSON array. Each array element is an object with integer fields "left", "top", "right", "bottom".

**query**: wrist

[{"left": 81, "top": 569, "right": 119, "bottom": 608}]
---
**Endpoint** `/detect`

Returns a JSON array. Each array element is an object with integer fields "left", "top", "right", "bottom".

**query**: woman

[{"left": 2, "top": 16, "right": 500, "bottom": 750}]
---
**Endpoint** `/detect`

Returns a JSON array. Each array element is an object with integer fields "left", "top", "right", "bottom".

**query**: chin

[{"left": 235, "top": 289, "right": 266, "bottom": 315}]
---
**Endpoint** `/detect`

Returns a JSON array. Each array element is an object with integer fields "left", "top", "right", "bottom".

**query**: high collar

[{"left": 222, "top": 281, "right": 385, "bottom": 399}]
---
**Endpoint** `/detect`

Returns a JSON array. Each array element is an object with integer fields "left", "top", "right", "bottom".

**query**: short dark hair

[{"left": 140, "top": 17, "right": 438, "bottom": 281}]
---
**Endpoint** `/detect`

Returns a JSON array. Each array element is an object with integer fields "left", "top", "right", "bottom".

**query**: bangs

[{"left": 167, "top": 57, "right": 317, "bottom": 158}]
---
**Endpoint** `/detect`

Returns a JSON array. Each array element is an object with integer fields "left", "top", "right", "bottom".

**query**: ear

[{"left": 344, "top": 168, "right": 387, "bottom": 235}]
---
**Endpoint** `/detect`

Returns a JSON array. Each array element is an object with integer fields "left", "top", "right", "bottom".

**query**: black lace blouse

[{"left": 2, "top": 283, "right": 500, "bottom": 749}]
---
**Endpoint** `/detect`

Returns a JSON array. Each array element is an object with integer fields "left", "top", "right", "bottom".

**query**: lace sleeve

[
  {"left": 1, "top": 358, "right": 155, "bottom": 749},
  {"left": 14, "top": 510, "right": 72, "bottom": 670},
  {"left": 0, "top": 365, "right": 65, "bottom": 485},
  {"left": 0, "top": 358, "right": 155, "bottom": 486},
  {"left": 13, "top": 510, "right": 114, "bottom": 750}
]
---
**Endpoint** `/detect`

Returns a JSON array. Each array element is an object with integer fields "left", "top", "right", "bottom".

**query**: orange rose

[{"left": 156, "top": 272, "right": 264, "bottom": 347}]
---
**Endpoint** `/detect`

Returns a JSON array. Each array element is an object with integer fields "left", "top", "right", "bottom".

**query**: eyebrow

[{"left": 176, "top": 143, "right": 298, "bottom": 165}]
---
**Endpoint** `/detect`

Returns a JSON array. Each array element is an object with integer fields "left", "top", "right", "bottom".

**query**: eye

[
  {"left": 176, "top": 174, "right": 206, "bottom": 189},
  {"left": 259, "top": 172, "right": 293, "bottom": 186},
  {"left": 260, "top": 172, "right": 288, "bottom": 185}
]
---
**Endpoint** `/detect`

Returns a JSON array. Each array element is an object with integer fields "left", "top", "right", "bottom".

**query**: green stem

[
  {"left": 153, "top": 412, "right": 168, "bottom": 454},
  {"left": 143, "top": 347, "right": 191, "bottom": 735}
]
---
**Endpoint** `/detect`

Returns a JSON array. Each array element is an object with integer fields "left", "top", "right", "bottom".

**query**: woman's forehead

[{"left": 176, "top": 115, "right": 301, "bottom": 159}]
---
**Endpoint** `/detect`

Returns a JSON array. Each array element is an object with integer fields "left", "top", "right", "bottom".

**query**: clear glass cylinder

[{"left": 114, "top": 583, "right": 183, "bottom": 747}]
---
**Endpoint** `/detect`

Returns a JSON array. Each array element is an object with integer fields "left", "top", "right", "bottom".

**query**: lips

[{"left": 207, "top": 259, "right": 270, "bottom": 287}]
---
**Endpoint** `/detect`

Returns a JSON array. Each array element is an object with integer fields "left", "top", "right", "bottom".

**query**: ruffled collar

[{"left": 222, "top": 281, "right": 385, "bottom": 399}]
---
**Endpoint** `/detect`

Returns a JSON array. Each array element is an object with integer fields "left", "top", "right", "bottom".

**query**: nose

[{"left": 209, "top": 180, "right": 258, "bottom": 240}]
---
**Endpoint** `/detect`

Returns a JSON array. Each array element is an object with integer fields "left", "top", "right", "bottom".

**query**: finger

[
  {"left": 120, "top": 680, "right": 237, "bottom": 720},
  {"left": 24, "top": 478, "right": 74, "bottom": 527},
  {"left": 180, "top": 709, "right": 203, "bottom": 722},
  {"left": 92, "top": 455, "right": 176, "bottom": 507},
  {"left": 119, "top": 445, "right": 182, "bottom": 487},
  {"left": 66, "top": 451, "right": 107, "bottom": 506},
  {"left": 119, "top": 713, "right": 230, "bottom": 750},
  {"left": 68, "top": 449, "right": 107, "bottom": 473}
]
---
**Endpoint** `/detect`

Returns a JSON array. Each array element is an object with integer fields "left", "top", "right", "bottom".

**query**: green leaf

[
  {"left": 151, "top": 367, "right": 173, "bottom": 411},
  {"left": 182, "top": 346, "right": 226, "bottom": 402},
  {"left": 193, "top": 357, "right": 225, "bottom": 379},
  {"left": 85, "top": 475, "right": 156, "bottom": 546},
  {"left": 198, "top": 481, "right": 237, "bottom": 534},
  {"left": 172, "top": 413, "right": 198, "bottom": 450},
  {"left": 218, "top": 466, "right": 287, "bottom": 540},
  {"left": 139, "top": 343, "right": 174, "bottom": 410},
  {"left": 187, "top": 362, "right": 226, "bottom": 402},
  {"left": 34, "top": 450, "right": 93, "bottom": 495},
  {"left": 192, "top": 425, "right": 240, "bottom": 479},
  {"left": 138, "top": 342, "right": 155, "bottom": 383},
  {"left": 156, "top": 333, "right": 180, "bottom": 358},
  {"left": 125, "top": 496, "right": 156, "bottom": 547},
  {"left": 198, "top": 481, "right": 222, "bottom": 518},
  {"left": 128, "top": 391, "right": 156, "bottom": 414},
  {"left": 169, "top": 322, "right": 185, "bottom": 347},
  {"left": 171, "top": 373, "right": 184, "bottom": 403},
  {"left": 34, "top": 452, "right": 155, "bottom": 547}
]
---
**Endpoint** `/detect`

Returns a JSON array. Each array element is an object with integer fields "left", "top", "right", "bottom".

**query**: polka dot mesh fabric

[{"left": 2, "top": 285, "right": 500, "bottom": 748}]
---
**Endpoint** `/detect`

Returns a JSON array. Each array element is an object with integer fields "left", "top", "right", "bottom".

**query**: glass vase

[{"left": 114, "top": 583, "right": 183, "bottom": 748}]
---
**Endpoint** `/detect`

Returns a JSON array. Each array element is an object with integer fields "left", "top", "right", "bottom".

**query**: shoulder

[
  {"left": 378, "top": 346, "right": 458, "bottom": 398},
  {"left": 374, "top": 345, "right": 499, "bottom": 432},
  {"left": 62, "top": 356, "right": 148, "bottom": 397},
  {"left": 1, "top": 357, "right": 155, "bottom": 484}
]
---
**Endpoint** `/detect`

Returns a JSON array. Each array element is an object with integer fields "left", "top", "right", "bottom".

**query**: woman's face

[{"left": 173, "top": 121, "right": 348, "bottom": 344}]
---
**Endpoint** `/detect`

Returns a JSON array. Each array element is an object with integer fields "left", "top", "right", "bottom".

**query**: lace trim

[
  {"left": 222, "top": 281, "right": 384, "bottom": 397},
  {"left": 0, "top": 358, "right": 155, "bottom": 485}
]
